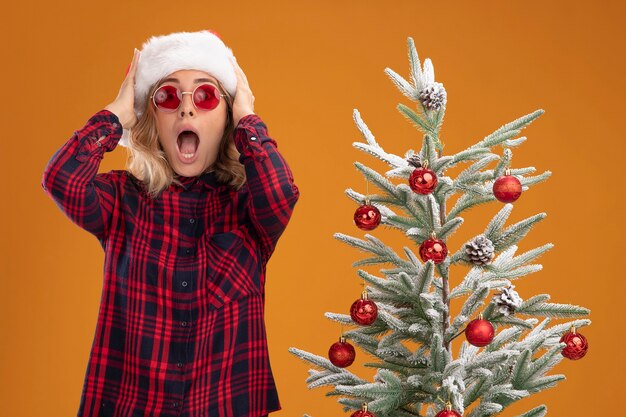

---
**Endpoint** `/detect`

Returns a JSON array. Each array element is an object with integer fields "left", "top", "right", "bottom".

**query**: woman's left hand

[{"left": 230, "top": 56, "right": 255, "bottom": 127}]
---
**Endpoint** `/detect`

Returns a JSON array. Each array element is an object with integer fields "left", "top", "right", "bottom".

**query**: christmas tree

[{"left": 288, "top": 38, "right": 591, "bottom": 417}]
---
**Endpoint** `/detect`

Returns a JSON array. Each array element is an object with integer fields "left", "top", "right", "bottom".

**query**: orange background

[{"left": 2, "top": 1, "right": 624, "bottom": 416}]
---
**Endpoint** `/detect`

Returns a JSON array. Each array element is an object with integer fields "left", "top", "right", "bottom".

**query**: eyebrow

[{"left": 161, "top": 77, "right": 216, "bottom": 84}]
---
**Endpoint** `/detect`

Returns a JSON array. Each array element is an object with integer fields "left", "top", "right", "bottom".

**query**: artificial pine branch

[
  {"left": 467, "top": 109, "right": 544, "bottom": 151},
  {"left": 515, "top": 405, "right": 547, "bottom": 417}
]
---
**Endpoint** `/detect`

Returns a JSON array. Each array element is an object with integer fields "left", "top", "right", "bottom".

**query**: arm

[
  {"left": 233, "top": 114, "right": 300, "bottom": 264},
  {"left": 41, "top": 109, "right": 122, "bottom": 241}
]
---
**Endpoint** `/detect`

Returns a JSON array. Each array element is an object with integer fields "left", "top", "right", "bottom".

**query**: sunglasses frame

[{"left": 150, "top": 83, "right": 228, "bottom": 113}]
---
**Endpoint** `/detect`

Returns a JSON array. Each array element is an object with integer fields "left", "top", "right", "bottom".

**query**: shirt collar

[
  {"left": 173, "top": 170, "right": 219, "bottom": 191},
  {"left": 125, "top": 170, "right": 219, "bottom": 195}
]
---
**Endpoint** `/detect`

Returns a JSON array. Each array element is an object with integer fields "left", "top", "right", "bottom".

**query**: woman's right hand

[{"left": 104, "top": 48, "right": 140, "bottom": 130}]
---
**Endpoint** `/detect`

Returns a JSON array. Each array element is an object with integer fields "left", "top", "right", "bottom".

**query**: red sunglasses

[{"left": 150, "top": 83, "right": 227, "bottom": 112}]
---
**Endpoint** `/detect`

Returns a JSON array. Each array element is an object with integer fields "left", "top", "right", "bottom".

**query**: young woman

[{"left": 41, "top": 30, "right": 299, "bottom": 417}]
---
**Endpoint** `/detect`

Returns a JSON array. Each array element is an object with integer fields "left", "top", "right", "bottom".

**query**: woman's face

[{"left": 154, "top": 69, "right": 229, "bottom": 177}]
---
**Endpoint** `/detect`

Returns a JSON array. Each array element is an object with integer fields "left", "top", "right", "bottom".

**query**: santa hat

[{"left": 118, "top": 29, "right": 237, "bottom": 147}]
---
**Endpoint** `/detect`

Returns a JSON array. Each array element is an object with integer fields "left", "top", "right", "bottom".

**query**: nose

[{"left": 179, "top": 92, "right": 195, "bottom": 117}]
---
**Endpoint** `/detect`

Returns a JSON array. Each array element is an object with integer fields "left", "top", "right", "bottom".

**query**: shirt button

[
  {"left": 112, "top": 123, "right": 118, "bottom": 128},
  {"left": 185, "top": 248, "right": 192, "bottom": 255},
  {"left": 181, "top": 321, "right": 187, "bottom": 327},
  {"left": 189, "top": 218, "right": 195, "bottom": 224},
  {"left": 172, "top": 401, "right": 179, "bottom": 408},
  {"left": 250, "top": 136, "right": 257, "bottom": 141},
  {"left": 177, "top": 362, "right": 184, "bottom": 368},
  {"left": 182, "top": 281, "right": 188, "bottom": 287}
]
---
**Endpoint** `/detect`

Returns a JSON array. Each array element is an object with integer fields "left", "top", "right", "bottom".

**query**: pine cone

[
  {"left": 419, "top": 82, "right": 447, "bottom": 110},
  {"left": 464, "top": 235, "right": 495, "bottom": 266},
  {"left": 407, "top": 153, "right": 422, "bottom": 168},
  {"left": 493, "top": 285, "right": 523, "bottom": 316}
]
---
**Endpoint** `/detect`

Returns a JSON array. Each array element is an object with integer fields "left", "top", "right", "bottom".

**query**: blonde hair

[{"left": 126, "top": 78, "right": 245, "bottom": 199}]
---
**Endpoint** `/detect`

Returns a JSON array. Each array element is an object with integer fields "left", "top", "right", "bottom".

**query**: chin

[{"left": 173, "top": 164, "right": 204, "bottom": 177}]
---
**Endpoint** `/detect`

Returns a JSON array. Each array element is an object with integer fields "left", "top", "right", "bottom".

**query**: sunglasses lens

[
  {"left": 194, "top": 84, "right": 220, "bottom": 110},
  {"left": 153, "top": 85, "right": 180, "bottom": 111}
]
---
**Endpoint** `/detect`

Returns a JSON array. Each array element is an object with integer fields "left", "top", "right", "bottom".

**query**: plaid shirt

[{"left": 41, "top": 109, "right": 299, "bottom": 417}]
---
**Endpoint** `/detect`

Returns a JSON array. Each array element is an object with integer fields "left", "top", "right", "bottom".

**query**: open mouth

[{"left": 176, "top": 131, "right": 200, "bottom": 160}]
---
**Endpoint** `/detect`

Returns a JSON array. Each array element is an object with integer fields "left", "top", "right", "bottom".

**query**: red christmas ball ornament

[
  {"left": 328, "top": 336, "right": 356, "bottom": 367},
  {"left": 435, "top": 403, "right": 461, "bottom": 417},
  {"left": 354, "top": 199, "right": 381, "bottom": 231},
  {"left": 560, "top": 326, "right": 589, "bottom": 360},
  {"left": 350, "top": 402, "right": 375, "bottom": 417},
  {"left": 419, "top": 232, "right": 448, "bottom": 264},
  {"left": 350, "top": 290, "right": 378, "bottom": 325},
  {"left": 409, "top": 164, "right": 438, "bottom": 195},
  {"left": 493, "top": 168, "right": 522, "bottom": 203},
  {"left": 465, "top": 314, "right": 495, "bottom": 347}
]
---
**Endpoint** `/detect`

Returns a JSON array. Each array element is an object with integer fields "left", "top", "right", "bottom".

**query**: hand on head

[
  {"left": 105, "top": 49, "right": 141, "bottom": 130},
  {"left": 229, "top": 56, "right": 255, "bottom": 127}
]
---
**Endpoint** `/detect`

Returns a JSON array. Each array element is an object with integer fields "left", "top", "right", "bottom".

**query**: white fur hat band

[{"left": 118, "top": 29, "right": 237, "bottom": 147}]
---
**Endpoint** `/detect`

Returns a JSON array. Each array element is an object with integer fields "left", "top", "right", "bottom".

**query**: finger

[
  {"left": 130, "top": 49, "right": 140, "bottom": 76},
  {"left": 123, "top": 50, "right": 138, "bottom": 83},
  {"left": 236, "top": 63, "right": 249, "bottom": 85},
  {"left": 230, "top": 57, "right": 242, "bottom": 79},
  {"left": 230, "top": 56, "right": 249, "bottom": 86},
  {"left": 237, "top": 70, "right": 249, "bottom": 90},
  {"left": 230, "top": 59, "right": 243, "bottom": 87}
]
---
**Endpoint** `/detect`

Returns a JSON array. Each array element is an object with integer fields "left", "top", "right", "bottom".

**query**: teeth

[{"left": 176, "top": 141, "right": 197, "bottom": 160}]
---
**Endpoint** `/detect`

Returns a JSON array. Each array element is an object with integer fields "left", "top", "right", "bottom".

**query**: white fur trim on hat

[{"left": 118, "top": 30, "right": 237, "bottom": 147}]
